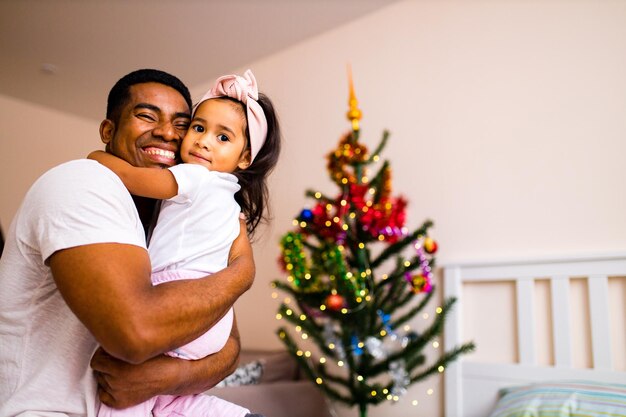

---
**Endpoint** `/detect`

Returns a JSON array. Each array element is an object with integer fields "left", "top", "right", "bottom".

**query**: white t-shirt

[
  {"left": 0, "top": 160, "right": 146, "bottom": 417},
  {"left": 149, "top": 163, "right": 241, "bottom": 276}
]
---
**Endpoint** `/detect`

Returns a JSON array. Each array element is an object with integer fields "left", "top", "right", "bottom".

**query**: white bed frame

[{"left": 443, "top": 253, "right": 626, "bottom": 417}]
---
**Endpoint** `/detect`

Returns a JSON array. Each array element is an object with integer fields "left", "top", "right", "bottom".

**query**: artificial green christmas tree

[{"left": 272, "top": 72, "right": 474, "bottom": 417}]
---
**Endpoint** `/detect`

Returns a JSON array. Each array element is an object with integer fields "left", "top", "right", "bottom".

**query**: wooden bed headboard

[{"left": 443, "top": 253, "right": 626, "bottom": 417}]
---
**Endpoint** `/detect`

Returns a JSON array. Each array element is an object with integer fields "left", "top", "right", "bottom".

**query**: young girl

[{"left": 90, "top": 70, "right": 280, "bottom": 417}]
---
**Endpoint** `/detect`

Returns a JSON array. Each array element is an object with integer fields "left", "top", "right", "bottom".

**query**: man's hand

[
  {"left": 91, "top": 347, "right": 183, "bottom": 408},
  {"left": 91, "top": 320, "right": 241, "bottom": 408}
]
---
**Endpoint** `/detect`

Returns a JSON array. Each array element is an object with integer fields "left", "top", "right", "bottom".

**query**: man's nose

[{"left": 153, "top": 120, "right": 180, "bottom": 142}]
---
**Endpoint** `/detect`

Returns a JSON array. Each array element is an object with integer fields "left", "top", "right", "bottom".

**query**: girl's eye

[
  {"left": 192, "top": 124, "right": 205, "bottom": 133},
  {"left": 218, "top": 134, "right": 229, "bottom": 142}
]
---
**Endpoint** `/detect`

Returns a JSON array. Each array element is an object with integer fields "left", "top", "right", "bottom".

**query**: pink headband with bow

[{"left": 194, "top": 69, "right": 267, "bottom": 163}]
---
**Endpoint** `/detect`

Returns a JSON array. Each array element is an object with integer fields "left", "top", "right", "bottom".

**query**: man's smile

[{"left": 143, "top": 146, "right": 177, "bottom": 166}]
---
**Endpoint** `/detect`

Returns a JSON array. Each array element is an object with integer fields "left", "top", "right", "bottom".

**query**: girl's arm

[{"left": 88, "top": 150, "right": 177, "bottom": 199}]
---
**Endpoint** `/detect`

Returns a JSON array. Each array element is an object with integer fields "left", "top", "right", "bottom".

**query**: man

[{"left": 0, "top": 69, "right": 254, "bottom": 416}]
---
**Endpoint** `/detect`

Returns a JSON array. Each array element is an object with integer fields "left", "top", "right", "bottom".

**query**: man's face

[{"left": 102, "top": 82, "right": 191, "bottom": 168}]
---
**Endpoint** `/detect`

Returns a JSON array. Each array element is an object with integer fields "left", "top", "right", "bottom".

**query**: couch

[{"left": 206, "top": 349, "right": 334, "bottom": 417}]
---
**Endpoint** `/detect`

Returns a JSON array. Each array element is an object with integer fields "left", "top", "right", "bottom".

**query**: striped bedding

[{"left": 488, "top": 381, "right": 626, "bottom": 417}]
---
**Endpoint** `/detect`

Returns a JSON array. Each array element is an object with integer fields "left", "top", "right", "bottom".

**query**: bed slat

[
  {"left": 550, "top": 275, "right": 572, "bottom": 368},
  {"left": 516, "top": 278, "right": 535, "bottom": 365},
  {"left": 588, "top": 274, "right": 612, "bottom": 370}
]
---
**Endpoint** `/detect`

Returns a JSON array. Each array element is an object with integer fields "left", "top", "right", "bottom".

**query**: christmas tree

[{"left": 272, "top": 71, "right": 474, "bottom": 417}]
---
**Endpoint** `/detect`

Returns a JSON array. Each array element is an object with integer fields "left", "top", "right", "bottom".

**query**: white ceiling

[{"left": 0, "top": 0, "right": 398, "bottom": 121}]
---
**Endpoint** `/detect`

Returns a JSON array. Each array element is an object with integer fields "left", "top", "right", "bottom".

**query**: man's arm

[
  {"left": 50, "top": 219, "right": 254, "bottom": 364},
  {"left": 91, "top": 318, "right": 241, "bottom": 409}
]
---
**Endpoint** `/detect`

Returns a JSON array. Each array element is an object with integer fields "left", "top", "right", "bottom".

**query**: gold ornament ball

[
  {"left": 411, "top": 274, "right": 427, "bottom": 293},
  {"left": 423, "top": 237, "right": 438, "bottom": 254}
]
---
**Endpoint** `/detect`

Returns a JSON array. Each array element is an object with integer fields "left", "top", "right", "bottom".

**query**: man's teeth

[{"left": 146, "top": 149, "right": 175, "bottom": 159}]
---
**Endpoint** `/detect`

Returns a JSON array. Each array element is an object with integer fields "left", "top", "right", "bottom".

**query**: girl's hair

[{"left": 231, "top": 92, "right": 281, "bottom": 236}]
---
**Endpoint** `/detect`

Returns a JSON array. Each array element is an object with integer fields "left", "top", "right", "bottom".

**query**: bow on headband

[{"left": 194, "top": 69, "right": 268, "bottom": 163}]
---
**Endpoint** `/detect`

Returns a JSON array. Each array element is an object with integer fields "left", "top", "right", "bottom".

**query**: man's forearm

[
  {"left": 109, "top": 250, "right": 253, "bottom": 363},
  {"left": 137, "top": 253, "right": 253, "bottom": 361},
  {"left": 51, "top": 240, "right": 253, "bottom": 364}
]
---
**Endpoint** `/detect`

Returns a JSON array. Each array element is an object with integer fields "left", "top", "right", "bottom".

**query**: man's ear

[
  {"left": 237, "top": 149, "right": 251, "bottom": 170},
  {"left": 99, "top": 119, "right": 115, "bottom": 145}
]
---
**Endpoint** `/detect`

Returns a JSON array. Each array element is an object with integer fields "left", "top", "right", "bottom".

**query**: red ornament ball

[
  {"left": 325, "top": 293, "right": 345, "bottom": 311},
  {"left": 423, "top": 237, "right": 438, "bottom": 254}
]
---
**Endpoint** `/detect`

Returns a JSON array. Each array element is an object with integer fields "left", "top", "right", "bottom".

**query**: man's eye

[
  {"left": 192, "top": 125, "right": 205, "bottom": 133},
  {"left": 218, "top": 134, "right": 229, "bottom": 142},
  {"left": 176, "top": 122, "right": 190, "bottom": 130},
  {"left": 137, "top": 113, "right": 156, "bottom": 122}
]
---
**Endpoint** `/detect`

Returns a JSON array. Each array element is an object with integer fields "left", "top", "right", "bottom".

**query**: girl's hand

[
  {"left": 88, "top": 150, "right": 109, "bottom": 163},
  {"left": 87, "top": 151, "right": 131, "bottom": 175}
]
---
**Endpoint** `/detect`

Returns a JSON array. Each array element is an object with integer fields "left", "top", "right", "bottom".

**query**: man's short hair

[{"left": 106, "top": 69, "right": 192, "bottom": 123}]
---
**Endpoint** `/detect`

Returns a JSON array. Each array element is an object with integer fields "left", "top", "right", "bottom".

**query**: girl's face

[{"left": 180, "top": 98, "right": 250, "bottom": 173}]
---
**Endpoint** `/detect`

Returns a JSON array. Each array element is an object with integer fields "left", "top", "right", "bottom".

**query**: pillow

[
  {"left": 215, "top": 360, "right": 264, "bottom": 388},
  {"left": 488, "top": 381, "right": 626, "bottom": 417}
]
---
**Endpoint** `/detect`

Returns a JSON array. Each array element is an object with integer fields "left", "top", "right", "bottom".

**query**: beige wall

[
  {"left": 0, "top": 94, "right": 100, "bottom": 231},
  {"left": 2, "top": 1, "right": 626, "bottom": 416}
]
